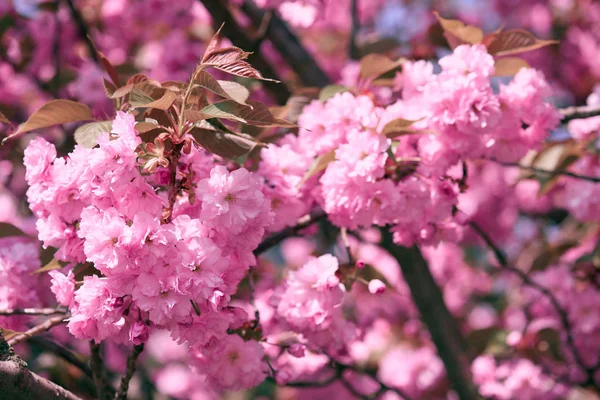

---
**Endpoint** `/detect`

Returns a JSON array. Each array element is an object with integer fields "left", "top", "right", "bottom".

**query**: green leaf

[
  {"left": 2, "top": 100, "right": 93, "bottom": 144},
  {"left": 319, "top": 85, "right": 349, "bottom": 102},
  {"left": 74, "top": 121, "right": 112, "bottom": 148},
  {"left": 189, "top": 127, "right": 264, "bottom": 159}
]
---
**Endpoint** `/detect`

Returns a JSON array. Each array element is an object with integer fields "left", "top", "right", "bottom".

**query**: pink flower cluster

[{"left": 24, "top": 111, "right": 273, "bottom": 391}]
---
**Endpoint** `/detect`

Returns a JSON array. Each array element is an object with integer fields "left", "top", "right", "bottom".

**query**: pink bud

[
  {"left": 506, "top": 331, "right": 522, "bottom": 347},
  {"left": 355, "top": 260, "right": 365, "bottom": 269},
  {"left": 368, "top": 279, "right": 386, "bottom": 294},
  {"left": 288, "top": 343, "right": 306, "bottom": 358}
]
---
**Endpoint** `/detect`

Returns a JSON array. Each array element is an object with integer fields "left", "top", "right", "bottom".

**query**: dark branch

[
  {"left": 62, "top": 0, "right": 99, "bottom": 63},
  {"left": 491, "top": 159, "right": 600, "bottom": 183},
  {"left": 7, "top": 314, "right": 68, "bottom": 346},
  {"left": 470, "top": 221, "right": 597, "bottom": 385},
  {"left": 241, "top": 0, "right": 331, "bottom": 87},
  {"left": 90, "top": 341, "right": 111, "bottom": 400},
  {"left": 254, "top": 211, "right": 327, "bottom": 256},
  {"left": 0, "top": 308, "right": 67, "bottom": 316},
  {"left": 114, "top": 344, "right": 144, "bottom": 400},
  {"left": 29, "top": 337, "right": 93, "bottom": 379},
  {"left": 380, "top": 229, "right": 480, "bottom": 400},
  {"left": 560, "top": 105, "right": 600, "bottom": 123},
  {"left": 0, "top": 332, "right": 83, "bottom": 400},
  {"left": 349, "top": 0, "right": 360, "bottom": 59}
]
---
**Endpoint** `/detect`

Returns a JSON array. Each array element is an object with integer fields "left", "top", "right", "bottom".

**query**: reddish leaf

[
  {"left": 197, "top": 100, "right": 295, "bottom": 127},
  {"left": 3, "top": 100, "right": 93, "bottom": 143},
  {"left": 433, "top": 11, "right": 484, "bottom": 49},
  {"left": 202, "top": 23, "right": 225, "bottom": 63},
  {"left": 493, "top": 57, "right": 530, "bottom": 76},
  {"left": 137, "top": 90, "right": 179, "bottom": 111},
  {"left": 359, "top": 54, "right": 403, "bottom": 81},
  {"left": 194, "top": 70, "right": 250, "bottom": 105},
  {"left": 297, "top": 150, "right": 336, "bottom": 188},
  {"left": 109, "top": 83, "right": 134, "bottom": 99},
  {"left": 486, "top": 29, "right": 558, "bottom": 57},
  {"left": 74, "top": 121, "right": 112, "bottom": 148},
  {"left": 126, "top": 73, "right": 148, "bottom": 85},
  {"left": 202, "top": 47, "right": 278, "bottom": 82},
  {"left": 96, "top": 49, "right": 121, "bottom": 87},
  {"left": 135, "top": 121, "right": 160, "bottom": 133},
  {"left": 189, "top": 127, "right": 264, "bottom": 159},
  {"left": 102, "top": 77, "right": 117, "bottom": 97}
]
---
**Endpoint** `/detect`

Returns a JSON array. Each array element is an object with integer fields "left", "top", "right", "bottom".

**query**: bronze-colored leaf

[
  {"left": 190, "top": 127, "right": 264, "bottom": 159},
  {"left": 433, "top": 11, "right": 484, "bottom": 49},
  {"left": 493, "top": 57, "right": 530, "bottom": 76},
  {"left": 126, "top": 73, "right": 148, "bottom": 85},
  {"left": 0, "top": 327, "right": 27, "bottom": 341},
  {"left": 360, "top": 54, "right": 403, "bottom": 81},
  {"left": 109, "top": 83, "right": 134, "bottom": 99},
  {"left": 530, "top": 241, "right": 579, "bottom": 272},
  {"left": 102, "top": 77, "right": 117, "bottom": 97},
  {"left": 135, "top": 90, "right": 179, "bottom": 111},
  {"left": 135, "top": 121, "right": 160, "bottom": 133},
  {"left": 202, "top": 45, "right": 278, "bottom": 82},
  {"left": 297, "top": 150, "right": 336, "bottom": 188},
  {"left": 31, "top": 258, "right": 67, "bottom": 275},
  {"left": 197, "top": 101, "right": 296, "bottom": 128},
  {"left": 194, "top": 70, "right": 250, "bottom": 105},
  {"left": 74, "top": 121, "right": 112, "bottom": 148},
  {"left": 96, "top": 49, "right": 121, "bottom": 87},
  {"left": 381, "top": 118, "right": 424, "bottom": 137},
  {"left": 3, "top": 100, "right": 93, "bottom": 143},
  {"left": 319, "top": 85, "right": 349, "bottom": 102},
  {"left": 486, "top": 29, "right": 559, "bottom": 57},
  {"left": 202, "top": 23, "right": 225, "bottom": 63}
]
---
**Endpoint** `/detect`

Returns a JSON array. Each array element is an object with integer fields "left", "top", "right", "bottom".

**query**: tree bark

[{"left": 381, "top": 230, "right": 480, "bottom": 400}]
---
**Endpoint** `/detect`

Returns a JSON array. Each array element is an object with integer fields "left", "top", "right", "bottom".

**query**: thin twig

[
  {"left": 0, "top": 308, "right": 67, "bottom": 316},
  {"left": 470, "top": 221, "right": 598, "bottom": 385},
  {"left": 90, "top": 341, "right": 111, "bottom": 400},
  {"left": 114, "top": 344, "right": 144, "bottom": 400},
  {"left": 491, "top": 159, "right": 600, "bottom": 183},
  {"left": 7, "top": 314, "right": 68, "bottom": 346},
  {"left": 253, "top": 211, "right": 327, "bottom": 256},
  {"left": 560, "top": 105, "right": 600, "bottom": 123},
  {"left": 29, "top": 336, "right": 93, "bottom": 378}
]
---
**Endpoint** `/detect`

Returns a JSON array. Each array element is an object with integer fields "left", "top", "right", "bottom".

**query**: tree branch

[
  {"left": 560, "top": 105, "right": 600, "bottom": 123},
  {"left": 62, "top": 0, "right": 99, "bottom": 63},
  {"left": 196, "top": 0, "right": 290, "bottom": 104},
  {"left": 254, "top": 211, "right": 326, "bottom": 256},
  {"left": 380, "top": 229, "right": 480, "bottom": 400},
  {"left": 491, "top": 159, "right": 600, "bottom": 183},
  {"left": 114, "top": 344, "right": 144, "bottom": 400},
  {"left": 240, "top": 0, "right": 331, "bottom": 88},
  {"left": 469, "top": 221, "right": 598, "bottom": 386},
  {"left": 7, "top": 314, "right": 68, "bottom": 346},
  {"left": 90, "top": 341, "right": 111, "bottom": 400},
  {"left": 29, "top": 336, "right": 93, "bottom": 379},
  {"left": 0, "top": 308, "right": 67, "bottom": 316},
  {"left": 0, "top": 332, "right": 84, "bottom": 400}
]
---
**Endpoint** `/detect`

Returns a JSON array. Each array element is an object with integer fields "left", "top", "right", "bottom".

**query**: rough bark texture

[{"left": 381, "top": 230, "right": 480, "bottom": 400}]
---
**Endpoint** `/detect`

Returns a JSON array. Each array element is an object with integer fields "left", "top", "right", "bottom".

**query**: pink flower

[
  {"left": 197, "top": 166, "right": 269, "bottom": 234},
  {"left": 190, "top": 335, "right": 268, "bottom": 391},
  {"left": 49, "top": 270, "right": 75, "bottom": 307},
  {"left": 368, "top": 279, "right": 386, "bottom": 294}
]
